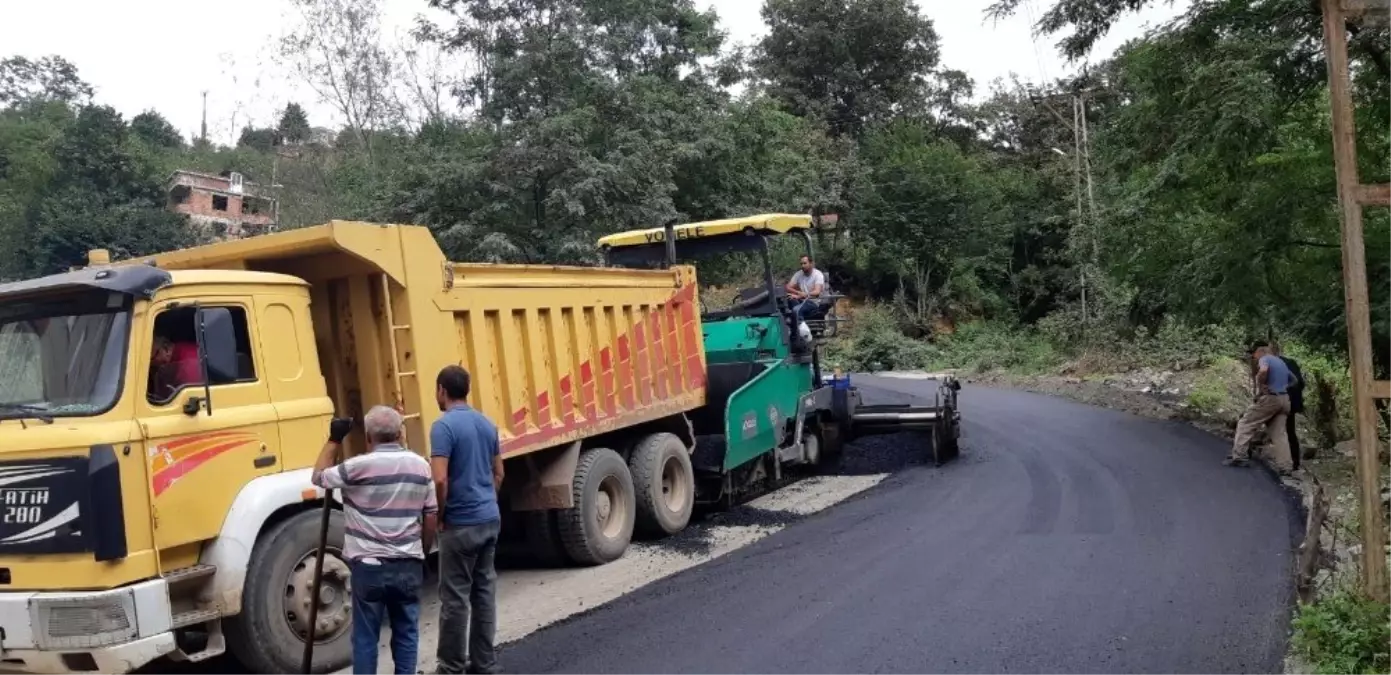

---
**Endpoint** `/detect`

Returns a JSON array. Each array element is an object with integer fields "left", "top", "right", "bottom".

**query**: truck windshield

[{"left": 0, "top": 291, "right": 131, "bottom": 420}]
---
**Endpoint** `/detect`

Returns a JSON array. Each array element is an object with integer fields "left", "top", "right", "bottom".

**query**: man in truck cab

[{"left": 147, "top": 335, "right": 200, "bottom": 403}]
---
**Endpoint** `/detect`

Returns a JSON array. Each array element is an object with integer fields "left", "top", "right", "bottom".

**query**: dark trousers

[
  {"left": 436, "top": 519, "right": 502, "bottom": 674},
  {"left": 350, "top": 558, "right": 424, "bottom": 675},
  {"left": 793, "top": 299, "right": 821, "bottom": 322},
  {"left": 1288, "top": 412, "right": 1302, "bottom": 471}
]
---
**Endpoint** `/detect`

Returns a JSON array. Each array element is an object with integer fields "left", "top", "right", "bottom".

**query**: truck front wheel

[
  {"left": 226, "top": 507, "right": 353, "bottom": 674},
  {"left": 557, "top": 447, "right": 635, "bottom": 565},
  {"left": 628, "top": 432, "right": 695, "bottom": 537}
]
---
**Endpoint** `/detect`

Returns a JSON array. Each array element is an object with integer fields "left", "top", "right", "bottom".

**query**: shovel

[{"left": 303, "top": 417, "right": 353, "bottom": 674}]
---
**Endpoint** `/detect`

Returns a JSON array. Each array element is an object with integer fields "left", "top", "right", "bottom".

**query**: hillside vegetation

[{"left": 1, "top": 2, "right": 1387, "bottom": 666}]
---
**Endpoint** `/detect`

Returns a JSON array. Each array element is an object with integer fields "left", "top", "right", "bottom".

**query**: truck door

[
  {"left": 255, "top": 293, "right": 333, "bottom": 470},
  {"left": 136, "top": 297, "right": 282, "bottom": 552}
]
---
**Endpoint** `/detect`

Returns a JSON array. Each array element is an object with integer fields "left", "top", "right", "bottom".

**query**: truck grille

[{"left": 33, "top": 593, "right": 137, "bottom": 650}]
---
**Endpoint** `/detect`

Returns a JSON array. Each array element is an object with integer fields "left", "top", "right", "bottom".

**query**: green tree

[
  {"left": 413, "top": 0, "right": 728, "bottom": 262},
  {"left": 130, "top": 110, "right": 183, "bottom": 149},
  {"left": 17, "top": 106, "right": 198, "bottom": 275},
  {"left": 237, "top": 126, "right": 280, "bottom": 152},
  {"left": 856, "top": 119, "right": 1012, "bottom": 319},
  {"left": 0, "top": 55, "right": 93, "bottom": 108},
  {"left": 755, "top": 0, "right": 941, "bottom": 137},
  {"left": 277, "top": 103, "right": 312, "bottom": 143}
]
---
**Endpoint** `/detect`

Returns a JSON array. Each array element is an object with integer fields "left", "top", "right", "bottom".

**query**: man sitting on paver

[
  {"left": 1225, "top": 341, "right": 1297, "bottom": 475},
  {"left": 785, "top": 254, "right": 827, "bottom": 325}
]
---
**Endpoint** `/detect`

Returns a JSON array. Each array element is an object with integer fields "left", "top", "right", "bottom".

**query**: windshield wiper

[{"left": 0, "top": 404, "right": 55, "bottom": 426}]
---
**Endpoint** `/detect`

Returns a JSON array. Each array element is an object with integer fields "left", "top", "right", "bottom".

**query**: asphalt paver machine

[{"left": 599, "top": 213, "right": 962, "bottom": 506}]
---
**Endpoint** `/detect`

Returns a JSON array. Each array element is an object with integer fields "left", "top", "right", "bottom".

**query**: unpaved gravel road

[{"left": 498, "top": 377, "right": 1302, "bottom": 674}]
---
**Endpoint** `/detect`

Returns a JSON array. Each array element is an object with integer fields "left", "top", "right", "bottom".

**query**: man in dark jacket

[{"left": 1274, "top": 343, "right": 1305, "bottom": 471}]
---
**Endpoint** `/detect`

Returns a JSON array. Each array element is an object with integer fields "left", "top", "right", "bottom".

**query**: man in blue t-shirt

[
  {"left": 1225, "top": 341, "right": 1296, "bottom": 474},
  {"left": 429, "top": 365, "right": 505, "bottom": 675}
]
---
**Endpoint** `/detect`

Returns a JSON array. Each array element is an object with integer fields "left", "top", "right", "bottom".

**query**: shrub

[
  {"left": 1284, "top": 342, "right": 1356, "bottom": 448},
  {"left": 932, "top": 321, "right": 1062, "bottom": 374},
  {"left": 825, "top": 303, "right": 936, "bottom": 372},
  {"left": 1291, "top": 589, "right": 1390, "bottom": 675}
]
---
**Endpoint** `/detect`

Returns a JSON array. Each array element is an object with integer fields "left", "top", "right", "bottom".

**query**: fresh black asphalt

[{"left": 498, "top": 378, "right": 1301, "bottom": 673}]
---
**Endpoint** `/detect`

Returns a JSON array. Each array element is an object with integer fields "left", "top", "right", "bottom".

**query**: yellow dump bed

[{"left": 144, "top": 221, "right": 708, "bottom": 456}]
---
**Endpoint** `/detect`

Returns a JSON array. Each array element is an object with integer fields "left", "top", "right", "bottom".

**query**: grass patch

[
  {"left": 1291, "top": 588, "right": 1391, "bottom": 674},
  {"left": 1185, "top": 374, "right": 1228, "bottom": 416}
]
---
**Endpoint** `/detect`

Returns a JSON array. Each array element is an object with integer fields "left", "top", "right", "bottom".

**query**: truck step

[
  {"left": 183, "top": 645, "right": 227, "bottom": 664},
  {"left": 163, "top": 564, "right": 216, "bottom": 585},
  {"left": 171, "top": 608, "right": 221, "bottom": 629}
]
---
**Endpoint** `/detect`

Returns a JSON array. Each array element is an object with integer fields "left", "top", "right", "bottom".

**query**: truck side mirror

[
  {"left": 197, "top": 307, "right": 239, "bottom": 382},
  {"left": 189, "top": 307, "right": 239, "bottom": 416}
]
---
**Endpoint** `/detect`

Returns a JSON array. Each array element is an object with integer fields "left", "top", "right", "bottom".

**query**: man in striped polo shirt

[{"left": 313, "top": 405, "right": 438, "bottom": 675}]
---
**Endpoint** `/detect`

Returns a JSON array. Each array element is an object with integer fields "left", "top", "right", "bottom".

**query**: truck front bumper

[{"left": 0, "top": 579, "right": 176, "bottom": 674}]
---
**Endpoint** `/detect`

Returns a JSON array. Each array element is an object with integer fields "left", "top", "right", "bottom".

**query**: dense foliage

[{"left": 0, "top": 0, "right": 1386, "bottom": 377}]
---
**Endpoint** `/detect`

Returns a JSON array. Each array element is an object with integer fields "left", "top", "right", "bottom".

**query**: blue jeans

[
  {"left": 350, "top": 558, "right": 424, "bottom": 675},
  {"left": 793, "top": 299, "right": 820, "bottom": 322}
]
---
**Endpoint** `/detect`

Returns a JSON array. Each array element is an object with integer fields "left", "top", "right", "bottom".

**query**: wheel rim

[
  {"left": 597, "top": 475, "right": 628, "bottom": 539},
  {"left": 285, "top": 548, "right": 352, "bottom": 644},
  {"left": 659, "top": 454, "right": 689, "bottom": 514}
]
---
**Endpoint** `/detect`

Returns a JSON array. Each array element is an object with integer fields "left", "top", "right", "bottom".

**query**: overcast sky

[{"left": 3, "top": 0, "right": 1187, "bottom": 145}]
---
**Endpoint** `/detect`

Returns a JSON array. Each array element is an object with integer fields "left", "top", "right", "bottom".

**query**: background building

[{"left": 166, "top": 169, "right": 277, "bottom": 239}]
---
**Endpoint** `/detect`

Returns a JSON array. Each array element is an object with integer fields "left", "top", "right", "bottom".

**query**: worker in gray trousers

[{"left": 430, "top": 366, "right": 506, "bottom": 675}]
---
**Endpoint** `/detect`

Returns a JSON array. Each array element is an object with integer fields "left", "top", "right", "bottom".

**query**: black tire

[
  {"left": 557, "top": 447, "right": 635, "bottom": 565},
  {"left": 226, "top": 507, "right": 352, "bottom": 674},
  {"left": 522, "top": 509, "right": 570, "bottom": 567},
  {"left": 814, "top": 419, "right": 845, "bottom": 474},
  {"left": 930, "top": 418, "right": 959, "bottom": 465},
  {"left": 628, "top": 433, "right": 695, "bottom": 537},
  {"left": 940, "top": 412, "right": 961, "bottom": 460}
]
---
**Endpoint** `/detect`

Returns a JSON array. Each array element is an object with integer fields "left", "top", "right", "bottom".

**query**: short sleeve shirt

[
  {"left": 1259, "top": 354, "right": 1294, "bottom": 395},
  {"left": 313, "top": 444, "right": 437, "bottom": 561},
  {"left": 790, "top": 269, "right": 825, "bottom": 295},
  {"left": 430, "top": 405, "right": 502, "bottom": 526}
]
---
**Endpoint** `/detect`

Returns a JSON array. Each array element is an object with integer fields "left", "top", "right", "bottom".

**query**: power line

[{"left": 1021, "top": 0, "right": 1052, "bottom": 85}]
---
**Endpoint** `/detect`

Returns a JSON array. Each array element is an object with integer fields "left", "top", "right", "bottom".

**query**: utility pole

[
  {"left": 1319, "top": 0, "right": 1389, "bottom": 603},
  {"left": 1034, "top": 83, "right": 1099, "bottom": 336},
  {"left": 1071, "top": 96, "right": 1086, "bottom": 331},
  {"left": 1078, "top": 88, "right": 1100, "bottom": 321},
  {"left": 200, "top": 91, "right": 208, "bottom": 145}
]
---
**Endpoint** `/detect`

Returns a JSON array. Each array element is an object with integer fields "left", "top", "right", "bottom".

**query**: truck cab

[{"left": 0, "top": 261, "right": 334, "bottom": 673}]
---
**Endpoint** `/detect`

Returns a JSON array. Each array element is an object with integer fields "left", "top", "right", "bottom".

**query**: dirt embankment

[{"left": 966, "top": 362, "right": 1247, "bottom": 437}]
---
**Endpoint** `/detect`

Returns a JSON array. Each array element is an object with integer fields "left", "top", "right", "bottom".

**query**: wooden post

[{"left": 1320, "top": 0, "right": 1389, "bottom": 603}]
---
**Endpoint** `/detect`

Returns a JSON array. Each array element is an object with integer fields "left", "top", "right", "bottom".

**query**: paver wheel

[
  {"left": 814, "top": 418, "right": 845, "bottom": 474},
  {"left": 226, "top": 508, "right": 352, "bottom": 674},
  {"left": 929, "top": 412, "right": 960, "bottom": 465},
  {"left": 557, "top": 447, "right": 635, "bottom": 565},
  {"left": 628, "top": 433, "right": 695, "bottom": 537}
]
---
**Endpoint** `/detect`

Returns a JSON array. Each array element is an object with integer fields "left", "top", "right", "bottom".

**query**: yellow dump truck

[{"left": 0, "top": 221, "right": 707, "bottom": 673}]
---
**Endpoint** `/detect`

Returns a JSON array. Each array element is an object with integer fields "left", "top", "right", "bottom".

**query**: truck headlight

[{"left": 32, "top": 592, "right": 137, "bottom": 649}]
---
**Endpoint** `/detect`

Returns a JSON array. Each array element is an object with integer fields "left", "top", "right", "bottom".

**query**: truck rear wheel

[
  {"left": 557, "top": 447, "right": 635, "bottom": 565},
  {"left": 523, "top": 509, "right": 571, "bottom": 567},
  {"left": 628, "top": 432, "right": 694, "bottom": 537},
  {"left": 226, "top": 507, "right": 352, "bottom": 674}
]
